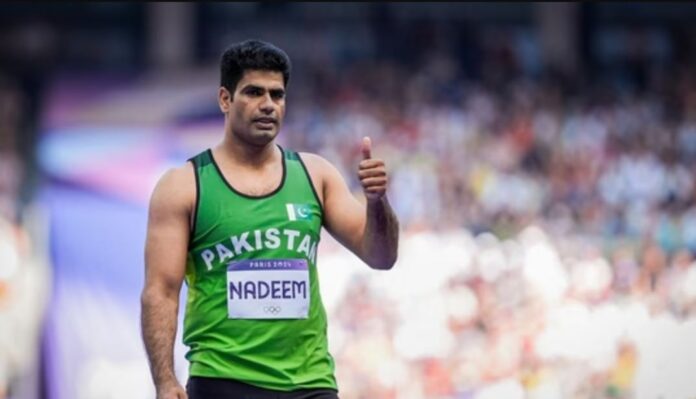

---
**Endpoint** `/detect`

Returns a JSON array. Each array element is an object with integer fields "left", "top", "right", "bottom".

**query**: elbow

[
  {"left": 140, "top": 284, "right": 177, "bottom": 308},
  {"left": 369, "top": 253, "right": 398, "bottom": 271},
  {"left": 140, "top": 287, "right": 158, "bottom": 308}
]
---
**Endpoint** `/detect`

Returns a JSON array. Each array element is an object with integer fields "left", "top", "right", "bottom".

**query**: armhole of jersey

[
  {"left": 296, "top": 152, "right": 325, "bottom": 219},
  {"left": 188, "top": 158, "right": 200, "bottom": 249}
]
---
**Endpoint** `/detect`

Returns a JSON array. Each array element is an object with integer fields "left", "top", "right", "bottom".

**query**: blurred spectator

[
  {"left": 0, "top": 215, "right": 49, "bottom": 399},
  {"left": 0, "top": 71, "right": 49, "bottom": 399},
  {"left": 0, "top": 77, "right": 24, "bottom": 223}
]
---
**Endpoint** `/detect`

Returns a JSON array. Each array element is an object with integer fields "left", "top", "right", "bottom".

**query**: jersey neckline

[{"left": 207, "top": 145, "right": 287, "bottom": 200}]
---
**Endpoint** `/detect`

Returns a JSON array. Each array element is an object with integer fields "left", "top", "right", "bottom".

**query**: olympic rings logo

[{"left": 264, "top": 305, "right": 281, "bottom": 314}]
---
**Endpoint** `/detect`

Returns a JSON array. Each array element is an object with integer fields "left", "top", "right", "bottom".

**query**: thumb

[{"left": 361, "top": 136, "right": 372, "bottom": 160}]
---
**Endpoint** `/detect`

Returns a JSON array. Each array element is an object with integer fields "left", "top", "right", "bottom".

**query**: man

[{"left": 141, "top": 39, "right": 399, "bottom": 399}]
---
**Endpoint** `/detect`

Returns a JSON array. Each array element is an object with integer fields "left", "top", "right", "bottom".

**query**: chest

[{"left": 218, "top": 163, "right": 284, "bottom": 197}]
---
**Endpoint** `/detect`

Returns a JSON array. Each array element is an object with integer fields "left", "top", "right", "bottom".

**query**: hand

[
  {"left": 358, "top": 136, "right": 388, "bottom": 202},
  {"left": 157, "top": 381, "right": 187, "bottom": 399}
]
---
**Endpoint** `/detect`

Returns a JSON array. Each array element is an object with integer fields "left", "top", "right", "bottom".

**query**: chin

[{"left": 249, "top": 130, "right": 278, "bottom": 146}]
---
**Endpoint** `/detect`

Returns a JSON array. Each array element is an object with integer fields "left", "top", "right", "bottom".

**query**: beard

[{"left": 233, "top": 124, "right": 279, "bottom": 147}]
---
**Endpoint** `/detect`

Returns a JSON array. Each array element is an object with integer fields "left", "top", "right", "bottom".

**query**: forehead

[{"left": 237, "top": 70, "right": 285, "bottom": 89}]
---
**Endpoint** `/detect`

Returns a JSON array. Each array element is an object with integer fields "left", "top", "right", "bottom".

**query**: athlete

[{"left": 140, "top": 39, "right": 399, "bottom": 399}]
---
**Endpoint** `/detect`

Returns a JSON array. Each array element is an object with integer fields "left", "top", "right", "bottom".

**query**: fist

[
  {"left": 358, "top": 136, "right": 388, "bottom": 202},
  {"left": 157, "top": 383, "right": 187, "bottom": 399}
]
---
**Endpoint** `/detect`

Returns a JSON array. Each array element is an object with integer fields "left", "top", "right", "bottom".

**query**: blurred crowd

[
  {"left": 286, "top": 48, "right": 696, "bottom": 250},
  {"left": 0, "top": 75, "right": 49, "bottom": 399},
  {"left": 276, "top": 45, "right": 696, "bottom": 398},
  {"left": 324, "top": 225, "right": 696, "bottom": 399}
]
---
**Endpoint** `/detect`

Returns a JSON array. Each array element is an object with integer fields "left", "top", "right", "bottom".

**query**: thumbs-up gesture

[{"left": 358, "top": 136, "right": 388, "bottom": 202}]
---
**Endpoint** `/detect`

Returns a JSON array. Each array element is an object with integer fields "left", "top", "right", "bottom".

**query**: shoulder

[
  {"left": 297, "top": 151, "right": 327, "bottom": 166},
  {"left": 149, "top": 161, "right": 196, "bottom": 213},
  {"left": 297, "top": 152, "right": 339, "bottom": 177},
  {"left": 296, "top": 152, "right": 350, "bottom": 200},
  {"left": 155, "top": 162, "right": 196, "bottom": 195}
]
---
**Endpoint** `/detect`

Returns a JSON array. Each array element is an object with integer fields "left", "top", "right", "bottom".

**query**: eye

[
  {"left": 245, "top": 87, "right": 263, "bottom": 96},
  {"left": 271, "top": 90, "right": 285, "bottom": 100}
]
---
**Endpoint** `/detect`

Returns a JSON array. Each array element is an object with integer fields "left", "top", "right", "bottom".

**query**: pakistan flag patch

[{"left": 286, "top": 203, "right": 313, "bottom": 221}]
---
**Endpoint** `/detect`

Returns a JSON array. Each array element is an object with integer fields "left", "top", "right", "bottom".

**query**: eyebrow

[{"left": 241, "top": 84, "right": 285, "bottom": 94}]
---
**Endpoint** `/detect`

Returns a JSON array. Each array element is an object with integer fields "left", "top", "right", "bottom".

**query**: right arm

[{"left": 140, "top": 164, "right": 195, "bottom": 399}]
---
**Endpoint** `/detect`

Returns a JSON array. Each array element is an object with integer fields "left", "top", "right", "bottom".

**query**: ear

[{"left": 218, "top": 87, "right": 232, "bottom": 113}]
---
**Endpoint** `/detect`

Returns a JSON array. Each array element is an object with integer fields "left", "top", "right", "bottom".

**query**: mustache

[{"left": 252, "top": 116, "right": 278, "bottom": 123}]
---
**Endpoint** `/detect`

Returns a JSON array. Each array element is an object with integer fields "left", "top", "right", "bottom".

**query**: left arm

[
  {"left": 302, "top": 137, "right": 399, "bottom": 270},
  {"left": 361, "top": 196, "right": 399, "bottom": 269},
  {"left": 356, "top": 136, "right": 399, "bottom": 269}
]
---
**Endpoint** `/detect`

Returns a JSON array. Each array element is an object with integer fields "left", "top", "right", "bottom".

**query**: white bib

[{"left": 226, "top": 259, "right": 310, "bottom": 319}]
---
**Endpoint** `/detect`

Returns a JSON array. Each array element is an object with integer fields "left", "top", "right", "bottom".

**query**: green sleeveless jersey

[{"left": 184, "top": 146, "right": 337, "bottom": 391}]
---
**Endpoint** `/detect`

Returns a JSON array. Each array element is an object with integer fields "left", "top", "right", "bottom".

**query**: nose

[{"left": 259, "top": 93, "right": 274, "bottom": 114}]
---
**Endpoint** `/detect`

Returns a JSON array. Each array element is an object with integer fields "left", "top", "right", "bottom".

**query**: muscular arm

[
  {"left": 141, "top": 165, "right": 194, "bottom": 398},
  {"left": 362, "top": 196, "right": 399, "bottom": 269},
  {"left": 302, "top": 138, "right": 399, "bottom": 270}
]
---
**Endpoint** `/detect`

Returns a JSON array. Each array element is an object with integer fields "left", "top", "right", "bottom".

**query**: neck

[{"left": 217, "top": 134, "right": 277, "bottom": 168}]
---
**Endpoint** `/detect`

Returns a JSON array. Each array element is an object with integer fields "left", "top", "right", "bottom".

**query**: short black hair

[{"left": 220, "top": 39, "right": 291, "bottom": 94}]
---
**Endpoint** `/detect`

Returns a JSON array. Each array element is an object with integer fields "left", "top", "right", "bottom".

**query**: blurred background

[{"left": 1, "top": 2, "right": 696, "bottom": 399}]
